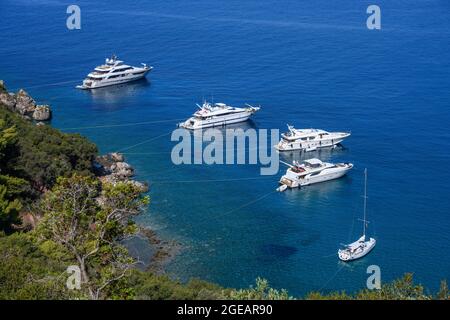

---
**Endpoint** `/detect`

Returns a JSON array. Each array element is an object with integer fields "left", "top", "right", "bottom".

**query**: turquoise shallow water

[{"left": 1, "top": 0, "right": 450, "bottom": 296}]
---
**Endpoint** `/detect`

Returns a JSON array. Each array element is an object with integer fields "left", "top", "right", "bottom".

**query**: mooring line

[
  {"left": 115, "top": 131, "right": 173, "bottom": 153},
  {"left": 9, "top": 79, "right": 80, "bottom": 91},
  {"left": 61, "top": 118, "right": 184, "bottom": 131},
  {"left": 151, "top": 176, "right": 274, "bottom": 184}
]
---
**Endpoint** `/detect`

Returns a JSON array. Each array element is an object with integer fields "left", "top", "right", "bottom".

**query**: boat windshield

[{"left": 291, "top": 166, "right": 305, "bottom": 173}]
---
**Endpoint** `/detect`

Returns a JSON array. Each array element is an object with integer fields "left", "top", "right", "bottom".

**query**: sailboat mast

[{"left": 363, "top": 168, "right": 367, "bottom": 237}]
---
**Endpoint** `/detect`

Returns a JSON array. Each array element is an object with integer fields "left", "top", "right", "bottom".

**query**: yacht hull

[
  {"left": 275, "top": 135, "right": 350, "bottom": 152},
  {"left": 300, "top": 166, "right": 351, "bottom": 186},
  {"left": 179, "top": 112, "right": 254, "bottom": 130},
  {"left": 279, "top": 164, "right": 353, "bottom": 189},
  {"left": 338, "top": 238, "right": 376, "bottom": 261},
  {"left": 77, "top": 68, "right": 151, "bottom": 90}
]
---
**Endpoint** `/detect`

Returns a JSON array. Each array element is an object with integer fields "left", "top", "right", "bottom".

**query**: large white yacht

[
  {"left": 276, "top": 158, "right": 353, "bottom": 191},
  {"left": 179, "top": 101, "right": 260, "bottom": 130},
  {"left": 275, "top": 125, "right": 351, "bottom": 152},
  {"left": 76, "top": 55, "right": 152, "bottom": 89}
]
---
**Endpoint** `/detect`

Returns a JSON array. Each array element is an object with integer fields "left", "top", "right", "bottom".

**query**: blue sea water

[{"left": 1, "top": 0, "right": 450, "bottom": 296}]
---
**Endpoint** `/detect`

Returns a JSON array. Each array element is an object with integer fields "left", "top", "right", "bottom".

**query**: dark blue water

[{"left": 1, "top": 0, "right": 450, "bottom": 296}]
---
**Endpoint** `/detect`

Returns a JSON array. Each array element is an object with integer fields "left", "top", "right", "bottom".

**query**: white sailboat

[{"left": 338, "top": 169, "right": 376, "bottom": 261}]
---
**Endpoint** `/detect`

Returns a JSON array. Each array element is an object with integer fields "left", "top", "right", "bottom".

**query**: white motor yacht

[
  {"left": 179, "top": 101, "right": 260, "bottom": 130},
  {"left": 275, "top": 125, "right": 350, "bottom": 152},
  {"left": 76, "top": 55, "right": 152, "bottom": 89},
  {"left": 338, "top": 169, "right": 376, "bottom": 261},
  {"left": 276, "top": 158, "right": 353, "bottom": 191}
]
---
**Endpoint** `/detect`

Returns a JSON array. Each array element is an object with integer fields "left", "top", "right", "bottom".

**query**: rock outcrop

[
  {"left": 32, "top": 105, "right": 52, "bottom": 121},
  {"left": 0, "top": 80, "right": 52, "bottom": 121},
  {"left": 0, "top": 81, "right": 16, "bottom": 110},
  {"left": 95, "top": 152, "right": 149, "bottom": 193},
  {"left": 111, "top": 161, "right": 135, "bottom": 179},
  {"left": 0, "top": 80, "right": 6, "bottom": 93},
  {"left": 15, "top": 89, "right": 36, "bottom": 115}
]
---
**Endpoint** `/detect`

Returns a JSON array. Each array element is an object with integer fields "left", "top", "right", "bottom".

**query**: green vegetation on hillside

[
  {"left": 0, "top": 118, "right": 24, "bottom": 231},
  {"left": 0, "top": 107, "right": 97, "bottom": 196}
]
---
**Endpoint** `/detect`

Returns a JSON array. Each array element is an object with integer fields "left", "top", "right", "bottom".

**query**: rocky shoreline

[
  {"left": 0, "top": 80, "right": 52, "bottom": 122},
  {"left": 94, "top": 152, "right": 149, "bottom": 193},
  {"left": 140, "top": 227, "right": 182, "bottom": 274},
  {"left": 1, "top": 79, "right": 178, "bottom": 274},
  {"left": 94, "top": 153, "right": 180, "bottom": 271}
]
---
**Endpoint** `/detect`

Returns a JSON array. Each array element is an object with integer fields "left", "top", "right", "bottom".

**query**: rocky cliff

[{"left": 0, "top": 80, "right": 52, "bottom": 121}]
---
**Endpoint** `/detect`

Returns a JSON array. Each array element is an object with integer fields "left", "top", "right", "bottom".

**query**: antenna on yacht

[
  {"left": 287, "top": 124, "right": 295, "bottom": 133},
  {"left": 358, "top": 168, "right": 369, "bottom": 238},
  {"left": 279, "top": 160, "right": 294, "bottom": 168}
]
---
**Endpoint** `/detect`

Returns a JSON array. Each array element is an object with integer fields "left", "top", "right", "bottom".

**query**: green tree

[
  {"left": 128, "top": 272, "right": 227, "bottom": 300},
  {"left": 437, "top": 280, "right": 449, "bottom": 300},
  {"left": 0, "top": 119, "right": 17, "bottom": 159},
  {"left": 0, "top": 232, "right": 72, "bottom": 300},
  {"left": 37, "top": 174, "right": 149, "bottom": 299},
  {"left": 306, "top": 273, "right": 436, "bottom": 300},
  {"left": 0, "top": 119, "right": 24, "bottom": 231},
  {"left": 0, "top": 185, "right": 22, "bottom": 231},
  {"left": 229, "top": 278, "right": 293, "bottom": 300},
  {"left": 0, "top": 108, "right": 97, "bottom": 193}
]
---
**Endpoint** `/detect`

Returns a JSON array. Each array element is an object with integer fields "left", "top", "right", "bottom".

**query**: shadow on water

[
  {"left": 258, "top": 231, "right": 320, "bottom": 262},
  {"left": 80, "top": 78, "right": 152, "bottom": 108},
  {"left": 278, "top": 144, "right": 350, "bottom": 163},
  {"left": 281, "top": 175, "right": 353, "bottom": 204},
  {"left": 260, "top": 244, "right": 298, "bottom": 259},
  {"left": 298, "top": 231, "right": 321, "bottom": 247},
  {"left": 337, "top": 256, "right": 372, "bottom": 271}
]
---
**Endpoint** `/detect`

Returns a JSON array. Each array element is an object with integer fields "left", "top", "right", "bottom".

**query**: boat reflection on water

[
  {"left": 282, "top": 174, "right": 352, "bottom": 203},
  {"left": 80, "top": 78, "right": 151, "bottom": 109},
  {"left": 278, "top": 144, "right": 349, "bottom": 164}
]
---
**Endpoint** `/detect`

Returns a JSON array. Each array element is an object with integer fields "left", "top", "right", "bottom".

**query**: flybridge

[
  {"left": 179, "top": 101, "right": 260, "bottom": 130},
  {"left": 76, "top": 55, "right": 153, "bottom": 90}
]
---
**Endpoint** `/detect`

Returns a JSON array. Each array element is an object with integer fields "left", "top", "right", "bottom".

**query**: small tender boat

[
  {"left": 179, "top": 101, "right": 260, "bottom": 130},
  {"left": 277, "top": 158, "right": 353, "bottom": 191},
  {"left": 76, "top": 55, "right": 152, "bottom": 89},
  {"left": 338, "top": 169, "right": 376, "bottom": 261},
  {"left": 275, "top": 125, "right": 350, "bottom": 152}
]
